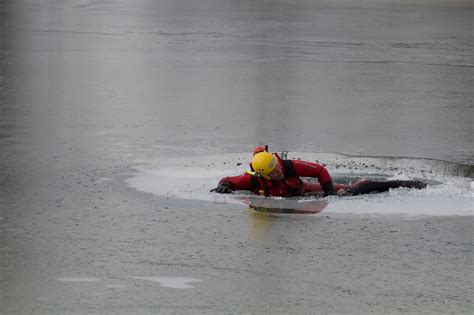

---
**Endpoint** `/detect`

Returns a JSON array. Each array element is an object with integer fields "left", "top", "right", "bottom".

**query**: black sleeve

[{"left": 351, "top": 180, "right": 426, "bottom": 195}]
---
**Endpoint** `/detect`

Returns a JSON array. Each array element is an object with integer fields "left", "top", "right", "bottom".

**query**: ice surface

[{"left": 126, "top": 152, "right": 473, "bottom": 216}]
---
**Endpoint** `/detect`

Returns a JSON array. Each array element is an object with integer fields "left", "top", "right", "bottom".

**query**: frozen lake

[{"left": 1, "top": 0, "right": 473, "bottom": 313}]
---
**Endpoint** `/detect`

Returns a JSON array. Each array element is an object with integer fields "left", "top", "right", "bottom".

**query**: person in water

[{"left": 210, "top": 146, "right": 426, "bottom": 197}]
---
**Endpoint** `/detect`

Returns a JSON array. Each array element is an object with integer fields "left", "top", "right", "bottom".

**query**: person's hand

[
  {"left": 337, "top": 188, "right": 355, "bottom": 196},
  {"left": 210, "top": 183, "right": 232, "bottom": 194},
  {"left": 322, "top": 181, "right": 335, "bottom": 197}
]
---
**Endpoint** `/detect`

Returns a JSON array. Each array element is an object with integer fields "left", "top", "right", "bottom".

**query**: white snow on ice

[{"left": 132, "top": 277, "right": 202, "bottom": 289}]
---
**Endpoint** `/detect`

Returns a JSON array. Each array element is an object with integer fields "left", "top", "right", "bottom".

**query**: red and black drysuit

[{"left": 212, "top": 154, "right": 426, "bottom": 197}]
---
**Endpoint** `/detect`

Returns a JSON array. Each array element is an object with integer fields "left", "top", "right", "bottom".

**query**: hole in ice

[{"left": 126, "top": 152, "right": 473, "bottom": 216}]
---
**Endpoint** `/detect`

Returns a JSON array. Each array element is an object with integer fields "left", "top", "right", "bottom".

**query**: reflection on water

[{"left": 246, "top": 197, "right": 328, "bottom": 214}]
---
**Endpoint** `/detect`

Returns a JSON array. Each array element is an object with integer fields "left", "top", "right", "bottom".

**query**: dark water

[{"left": 1, "top": 0, "right": 473, "bottom": 313}]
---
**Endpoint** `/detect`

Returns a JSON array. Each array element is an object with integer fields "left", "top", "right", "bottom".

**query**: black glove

[
  {"left": 322, "top": 181, "right": 335, "bottom": 197},
  {"left": 210, "top": 182, "right": 232, "bottom": 194}
]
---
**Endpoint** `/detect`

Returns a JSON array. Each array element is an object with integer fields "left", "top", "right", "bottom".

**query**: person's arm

[
  {"left": 291, "top": 160, "right": 335, "bottom": 196},
  {"left": 210, "top": 173, "right": 254, "bottom": 194}
]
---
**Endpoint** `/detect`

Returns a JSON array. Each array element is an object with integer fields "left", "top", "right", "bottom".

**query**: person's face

[{"left": 267, "top": 161, "right": 284, "bottom": 180}]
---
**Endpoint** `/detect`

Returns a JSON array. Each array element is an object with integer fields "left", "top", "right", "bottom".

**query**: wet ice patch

[
  {"left": 132, "top": 276, "right": 202, "bottom": 289},
  {"left": 126, "top": 152, "right": 473, "bottom": 216},
  {"left": 56, "top": 277, "right": 99, "bottom": 282},
  {"left": 96, "top": 177, "right": 112, "bottom": 183},
  {"left": 105, "top": 284, "right": 128, "bottom": 289}
]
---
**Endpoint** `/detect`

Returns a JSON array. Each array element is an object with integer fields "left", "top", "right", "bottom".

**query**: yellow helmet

[{"left": 250, "top": 152, "right": 277, "bottom": 179}]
